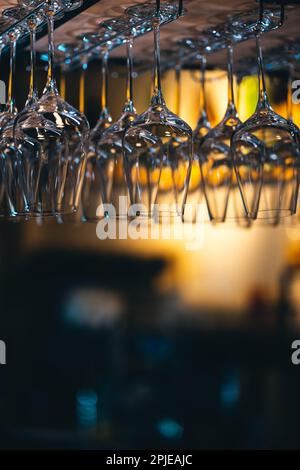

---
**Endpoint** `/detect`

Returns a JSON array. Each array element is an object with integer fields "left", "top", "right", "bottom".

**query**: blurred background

[{"left": 0, "top": 30, "right": 300, "bottom": 449}]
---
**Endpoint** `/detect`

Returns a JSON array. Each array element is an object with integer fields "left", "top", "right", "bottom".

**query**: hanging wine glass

[
  {"left": 124, "top": 3, "right": 192, "bottom": 219},
  {"left": 82, "top": 18, "right": 138, "bottom": 221},
  {"left": 232, "top": 32, "right": 300, "bottom": 223},
  {"left": 0, "top": 7, "right": 44, "bottom": 220},
  {"left": 54, "top": 50, "right": 82, "bottom": 221},
  {"left": 15, "top": 0, "right": 89, "bottom": 217},
  {"left": 177, "top": 35, "right": 217, "bottom": 223},
  {"left": 72, "top": 37, "right": 111, "bottom": 223},
  {"left": 175, "top": 49, "right": 211, "bottom": 224},
  {"left": 187, "top": 53, "right": 212, "bottom": 223},
  {"left": 199, "top": 37, "right": 241, "bottom": 223}
]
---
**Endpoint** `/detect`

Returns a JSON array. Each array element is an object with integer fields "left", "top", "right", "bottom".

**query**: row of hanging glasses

[{"left": 0, "top": 0, "right": 299, "bottom": 228}]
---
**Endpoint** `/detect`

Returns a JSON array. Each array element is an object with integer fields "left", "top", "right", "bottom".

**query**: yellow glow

[
  {"left": 188, "top": 161, "right": 202, "bottom": 191},
  {"left": 60, "top": 73, "right": 66, "bottom": 101},
  {"left": 272, "top": 166, "right": 295, "bottom": 181},
  {"left": 113, "top": 157, "right": 124, "bottom": 182},
  {"left": 237, "top": 75, "right": 258, "bottom": 122},
  {"left": 130, "top": 166, "right": 160, "bottom": 186},
  {"left": 286, "top": 228, "right": 300, "bottom": 241},
  {"left": 236, "top": 165, "right": 260, "bottom": 182},
  {"left": 161, "top": 69, "right": 239, "bottom": 128},
  {"left": 201, "top": 161, "right": 231, "bottom": 186}
]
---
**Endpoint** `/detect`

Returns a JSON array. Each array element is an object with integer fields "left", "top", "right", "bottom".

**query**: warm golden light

[{"left": 60, "top": 73, "right": 66, "bottom": 101}]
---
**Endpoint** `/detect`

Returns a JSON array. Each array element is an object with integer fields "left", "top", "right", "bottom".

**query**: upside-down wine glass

[
  {"left": 185, "top": 51, "right": 212, "bottom": 223},
  {"left": 232, "top": 33, "right": 300, "bottom": 223},
  {"left": 82, "top": 18, "right": 138, "bottom": 220},
  {"left": 176, "top": 35, "right": 214, "bottom": 223},
  {"left": 199, "top": 38, "right": 242, "bottom": 223},
  {"left": 0, "top": 5, "right": 46, "bottom": 219},
  {"left": 78, "top": 36, "right": 113, "bottom": 221},
  {"left": 124, "top": 3, "right": 192, "bottom": 220},
  {"left": 171, "top": 47, "right": 206, "bottom": 222},
  {"left": 53, "top": 41, "right": 85, "bottom": 225},
  {"left": 15, "top": 0, "right": 89, "bottom": 217}
]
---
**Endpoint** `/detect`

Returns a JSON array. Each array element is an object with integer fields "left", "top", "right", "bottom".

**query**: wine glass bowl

[
  {"left": 125, "top": 109, "right": 192, "bottom": 217},
  {"left": 123, "top": 7, "right": 193, "bottom": 219},
  {"left": 232, "top": 33, "right": 300, "bottom": 223},
  {"left": 232, "top": 116, "right": 300, "bottom": 220}
]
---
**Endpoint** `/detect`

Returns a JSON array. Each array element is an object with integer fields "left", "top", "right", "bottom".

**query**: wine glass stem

[
  {"left": 100, "top": 50, "right": 109, "bottom": 115},
  {"left": 27, "top": 27, "right": 37, "bottom": 105},
  {"left": 199, "top": 55, "right": 207, "bottom": 116},
  {"left": 46, "top": 15, "right": 57, "bottom": 92},
  {"left": 287, "top": 62, "right": 294, "bottom": 122},
  {"left": 227, "top": 44, "right": 235, "bottom": 109},
  {"left": 256, "top": 34, "right": 269, "bottom": 110},
  {"left": 152, "top": 20, "right": 164, "bottom": 105},
  {"left": 8, "top": 39, "right": 16, "bottom": 113},
  {"left": 124, "top": 36, "right": 135, "bottom": 112}
]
